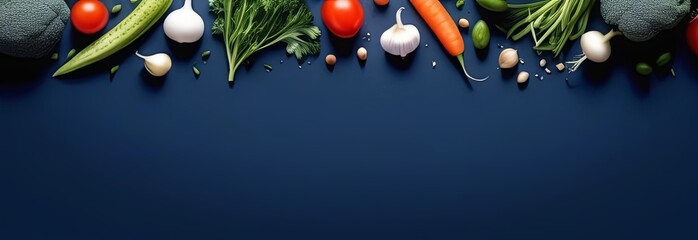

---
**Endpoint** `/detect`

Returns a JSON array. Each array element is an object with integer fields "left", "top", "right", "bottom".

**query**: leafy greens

[{"left": 209, "top": 0, "right": 321, "bottom": 82}]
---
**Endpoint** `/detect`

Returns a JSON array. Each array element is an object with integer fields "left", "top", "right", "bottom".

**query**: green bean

[
  {"left": 498, "top": 0, "right": 596, "bottom": 57},
  {"left": 476, "top": 0, "right": 508, "bottom": 12}
]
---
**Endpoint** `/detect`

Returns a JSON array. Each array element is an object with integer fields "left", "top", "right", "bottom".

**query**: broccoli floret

[
  {"left": 600, "top": 0, "right": 691, "bottom": 42},
  {"left": 0, "top": 0, "right": 70, "bottom": 58}
]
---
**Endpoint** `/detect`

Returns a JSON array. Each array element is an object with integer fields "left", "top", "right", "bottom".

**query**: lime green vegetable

[
  {"left": 636, "top": 62, "right": 653, "bottom": 76},
  {"left": 110, "top": 65, "right": 119, "bottom": 75},
  {"left": 476, "top": 0, "right": 508, "bottom": 12},
  {"left": 193, "top": 65, "right": 200, "bottom": 77},
  {"left": 111, "top": 4, "right": 122, "bottom": 14},
  {"left": 656, "top": 52, "right": 672, "bottom": 67},
  {"left": 50, "top": 53, "right": 59, "bottom": 61},
  {"left": 456, "top": 0, "right": 464, "bottom": 8},
  {"left": 209, "top": 0, "right": 321, "bottom": 82},
  {"left": 53, "top": 0, "right": 173, "bottom": 77},
  {"left": 66, "top": 49, "right": 76, "bottom": 61},
  {"left": 472, "top": 20, "right": 490, "bottom": 50}
]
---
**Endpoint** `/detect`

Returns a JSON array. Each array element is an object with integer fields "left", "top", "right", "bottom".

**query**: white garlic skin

[
  {"left": 136, "top": 51, "right": 172, "bottom": 77},
  {"left": 380, "top": 7, "right": 420, "bottom": 57},
  {"left": 163, "top": 0, "right": 205, "bottom": 43}
]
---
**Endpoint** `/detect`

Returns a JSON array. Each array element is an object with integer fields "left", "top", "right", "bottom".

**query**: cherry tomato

[
  {"left": 374, "top": 0, "right": 390, "bottom": 6},
  {"left": 321, "top": 0, "right": 364, "bottom": 38},
  {"left": 688, "top": 17, "right": 698, "bottom": 56},
  {"left": 71, "top": 0, "right": 109, "bottom": 34}
]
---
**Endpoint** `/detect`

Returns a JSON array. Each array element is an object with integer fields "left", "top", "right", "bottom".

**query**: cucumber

[{"left": 53, "top": 0, "right": 173, "bottom": 77}]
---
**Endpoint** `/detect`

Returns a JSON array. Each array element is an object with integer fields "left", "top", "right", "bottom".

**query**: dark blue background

[{"left": 2, "top": 0, "right": 698, "bottom": 239}]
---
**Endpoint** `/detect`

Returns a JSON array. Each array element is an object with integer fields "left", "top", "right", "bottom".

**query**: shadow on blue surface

[{"left": 0, "top": 55, "right": 51, "bottom": 100}]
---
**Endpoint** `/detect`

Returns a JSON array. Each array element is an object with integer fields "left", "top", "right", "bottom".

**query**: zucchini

[{"left": 53, "top": 0, "right": 173, "bottom": 77}]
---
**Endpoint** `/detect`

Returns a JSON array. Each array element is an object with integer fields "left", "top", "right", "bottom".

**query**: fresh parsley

[{"left": 209, "top": 0, "right": 321, "bottom": 82}]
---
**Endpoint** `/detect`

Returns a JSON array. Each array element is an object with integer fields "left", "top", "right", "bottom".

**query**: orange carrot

[{"left": 409, "top": 0, "right": 488, "bottom": 81}]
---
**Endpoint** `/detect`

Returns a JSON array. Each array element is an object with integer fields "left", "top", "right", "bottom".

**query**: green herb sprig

[{"left": 209, "top": 0, "right": 321, "bottom": 82}]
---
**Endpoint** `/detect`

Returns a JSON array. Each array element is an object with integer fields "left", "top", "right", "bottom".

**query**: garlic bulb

[
  {"left": 163, "top": 0, "right": 205, "bottom": 43},
  {"left": 380, "top": 7, "right": 420, "bottom": 57},
  {"left": 135, "top": 51, "right": 172, "bottom": 77}
]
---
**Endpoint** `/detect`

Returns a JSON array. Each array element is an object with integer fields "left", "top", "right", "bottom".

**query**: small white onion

[
  {"left": 163, "top": 0, "right": 205, "bottom": 43},
  {"left": 580, "top": 31, "right": 611, "bottom": 63}
]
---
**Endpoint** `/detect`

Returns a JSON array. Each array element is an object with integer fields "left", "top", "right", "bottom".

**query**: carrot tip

[{"left": 457, "top": 55, "right": 488, "bottom": 82}]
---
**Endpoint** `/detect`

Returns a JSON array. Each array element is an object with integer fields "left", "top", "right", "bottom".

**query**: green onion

[
  {"left": 130, "top": 0, "right": 138, "bottom": 3},
  {"left": 456, "top": 0, "right": 464, "bottom": 8},
  {"left": 671, "top": 68, "right": 676, "bottom": 78},
  {"left": 50, "top": 53, "right": 58, "bottom": 61},
  {"left": 112, "top": 4, "right": 122, "bottom": 14},
  {"left": 498, "top": 0, "right": 597, "bottom": 58},
  {"left": 263, "top": 64, "right": 273, "bottom": 72}
]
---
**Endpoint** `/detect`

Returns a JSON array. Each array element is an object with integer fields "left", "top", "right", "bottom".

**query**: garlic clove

[
  {"left": 498, "top": 48, "right": 519, "bottom": 69},
  {"left": 136, "top": 51, "right": 172, "bottom": 77},
  {"left": 380, "top": 7, "right": 421, "bottom": 57}
]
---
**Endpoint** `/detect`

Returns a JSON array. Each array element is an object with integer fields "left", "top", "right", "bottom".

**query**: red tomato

[
  {"left": 71, "top": 0, "right": 109, "bottom": 34},
  {"left": 688, "top": 17, "right": 698, "bottom": 56},
  {"left": 374, "top": 0, "right": 389, "bottom": 6},
  {"left": 321, "top": 0, "right": 364, "bottom": 38}
]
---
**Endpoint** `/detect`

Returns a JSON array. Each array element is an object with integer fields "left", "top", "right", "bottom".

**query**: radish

[{"left": 567, "top": 30, "right": 623, "bottom": 72}]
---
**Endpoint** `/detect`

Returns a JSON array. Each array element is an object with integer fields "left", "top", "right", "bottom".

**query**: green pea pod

[
  {"left": 656, "top": 52, "right": 672, "bottom": 67},
  {"left": 476, "top": 0, "right": 509, "bottom": 12},
  {"left": 472, "top": 20, "right": 491, "bottom": 50},
  {"left": 636, "top": 62, "right": 653, "bottom": 76}
]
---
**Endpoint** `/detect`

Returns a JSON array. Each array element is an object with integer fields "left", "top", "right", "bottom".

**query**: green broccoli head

[
  {"left": 0, "top": 0, "right": 70, "bottom": 58},
  {"left": 600, "top": 0, "right": 691, "bottom": 42}
]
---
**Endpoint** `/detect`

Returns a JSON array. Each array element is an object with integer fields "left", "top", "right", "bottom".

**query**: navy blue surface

[{"left": 2, "top": 0, "right": 698, "bottom": 239}]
